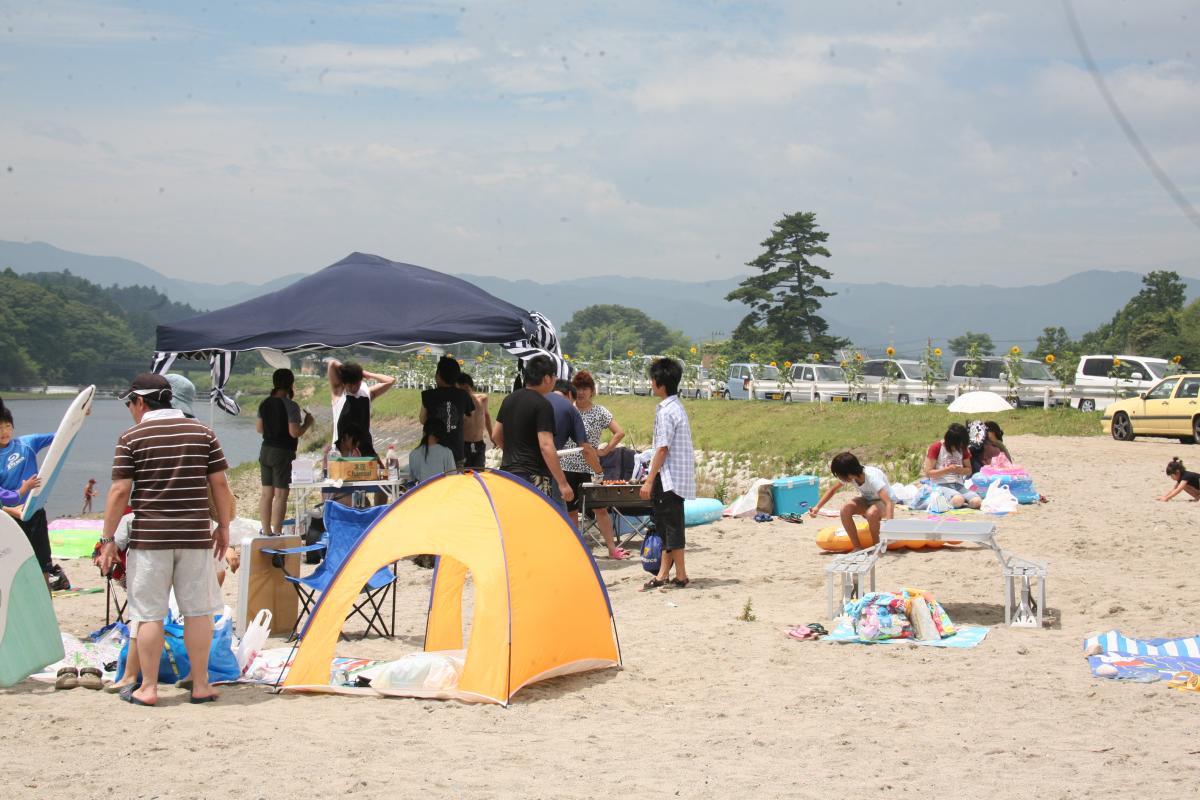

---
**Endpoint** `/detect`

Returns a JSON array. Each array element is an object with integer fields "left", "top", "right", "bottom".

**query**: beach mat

[
  {"left": 827, "top": 622, "right": 989, "bottom": 648},
  {"left": 1083, "top": 630, "right": 1200, "bottom": 658},
  {"left": 1087, "top": 653, "right": 1200, "bottom": 683},
  {"left": 48, "top": 519, "right": 103, "bottom": 559}
]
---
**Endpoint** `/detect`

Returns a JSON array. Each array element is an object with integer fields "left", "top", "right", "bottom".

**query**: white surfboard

[
  {"left": 0, "top": 513, "right": 64, "bottom": 686},
  {"left": 21, "top": 385, "right": 95, "bottom": 522}
]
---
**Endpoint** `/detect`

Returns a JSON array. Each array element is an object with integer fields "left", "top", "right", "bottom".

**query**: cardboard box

[{"left": 328, "top": 457, "right": 380, "bottom": 482}]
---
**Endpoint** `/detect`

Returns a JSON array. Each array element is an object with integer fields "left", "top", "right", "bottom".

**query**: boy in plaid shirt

[{"left": 640, "top": 358, "right": 696, "bottom": 590}]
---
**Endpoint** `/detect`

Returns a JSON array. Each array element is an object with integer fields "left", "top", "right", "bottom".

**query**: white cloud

[
  {"left": 0, "top": 0, "right": 195, "bottom": 42},
  {"left": 249, "top": 41, "right": 482, "bottom": 91}
]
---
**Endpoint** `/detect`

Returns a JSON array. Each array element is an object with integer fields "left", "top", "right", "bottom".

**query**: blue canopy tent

[{"left": 152, "top": 252, "right": 566, "bottom": 414}]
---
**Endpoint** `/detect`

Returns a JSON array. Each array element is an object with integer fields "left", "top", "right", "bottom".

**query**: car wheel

[
  {"left": 855, "top": 393, "right": 867, "bottom": 403},
  {"left": 898, "top": 394, "right": 910, "bottom": 405},
  {"left": 1079, "top": 398, "right": 1096, "bottom": 412},
  {"left": 1193, "top": 416, "right": 1200, "bottom": 444},
  {"left": 783, "top": 392, "right": 792, "bottom": 403},
  {"left": 1110, "top": 412, "right": 1135, "bottom": 442}
]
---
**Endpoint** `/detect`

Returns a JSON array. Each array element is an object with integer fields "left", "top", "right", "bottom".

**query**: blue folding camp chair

[{"left": 263, "top": 501, "right": 396, "bottom": 641}]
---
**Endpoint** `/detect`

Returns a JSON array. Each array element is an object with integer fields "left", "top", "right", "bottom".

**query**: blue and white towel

[{"left": 1083, "top": 630, "right": 1200, "bottom": 658}]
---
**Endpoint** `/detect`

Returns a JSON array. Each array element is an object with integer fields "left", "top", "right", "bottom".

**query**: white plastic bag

[
  {"left": 236, "top": 608, "right": 273, "bottom": 673},
  {"left": 723, "top": 478, "right": 774, "bottom": 518},
  {"left": 372, "top": 650, "right": 466, "bottom": 695},
  {"left": 981, "top": 482, "right": 1019, "bottom": 514},
  {"left": 889, "top": 483, "right": 918, "bottom": 505},
  {"left": 925, "top": 490, "right": 952, "bottom": 514}
]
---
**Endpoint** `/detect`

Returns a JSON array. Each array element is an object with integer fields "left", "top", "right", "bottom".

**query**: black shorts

[
  {"left": 259, "top": 444, "right": 296, "bottom": 489},
  {"left": 564, "top": 471, "right": 591, "bottom": 513},
  {"left": 463, "top": 441, "right": 487, "bottom": 470},
  {"left": 652, "top": 474, "right": 686, "bottom": 551}
]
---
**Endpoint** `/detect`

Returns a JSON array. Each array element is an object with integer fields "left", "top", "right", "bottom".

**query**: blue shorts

[{"left": 936, "top": 483, "right": 980, "bottom": 503}]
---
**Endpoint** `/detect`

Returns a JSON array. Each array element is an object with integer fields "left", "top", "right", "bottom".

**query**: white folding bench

[{"left": 824, "top": 546, "right": 882, "bottom": 618}]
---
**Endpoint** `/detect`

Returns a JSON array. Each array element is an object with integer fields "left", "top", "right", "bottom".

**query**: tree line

[{"left": 0, "top": 269, "right": 199, "bottom": 387}]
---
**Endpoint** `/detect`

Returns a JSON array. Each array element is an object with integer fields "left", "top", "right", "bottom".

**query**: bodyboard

[
  {"left": 0, "top": 513, "right": 65, "bottom": 686},
  {"left": 22, "top": 385, "right": 96, "bottom": 522}
]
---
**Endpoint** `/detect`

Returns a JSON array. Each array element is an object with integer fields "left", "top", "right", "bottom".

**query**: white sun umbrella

[{"left": 948, "top": 391, "right": 1015, "bottom": 414}]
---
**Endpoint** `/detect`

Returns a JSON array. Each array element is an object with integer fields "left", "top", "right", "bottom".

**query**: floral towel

[{"left": 845, "top": 592, "right": 911, "bottom": 640}]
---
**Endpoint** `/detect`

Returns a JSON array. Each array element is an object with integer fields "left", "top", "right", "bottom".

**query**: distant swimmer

[{"left": 82, "top": 477, "right": 97, "bottom": 514}]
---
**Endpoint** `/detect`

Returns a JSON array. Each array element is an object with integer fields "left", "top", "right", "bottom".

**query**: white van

[
  {"left": 859, "top": 359, "right": 951, "bottom": 404},
  {"left": 1072, "top": 354, "right": 1176, "bottom": 412}
]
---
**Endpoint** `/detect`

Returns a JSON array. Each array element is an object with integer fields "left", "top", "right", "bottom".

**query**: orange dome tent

[{"left": 281, "top": 471, "right": 621, "bottom": 705}]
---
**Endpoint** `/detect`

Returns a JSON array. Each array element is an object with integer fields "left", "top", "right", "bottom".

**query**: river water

[{"left": 4, "top": 397, "right": 263, "bottom": 520}]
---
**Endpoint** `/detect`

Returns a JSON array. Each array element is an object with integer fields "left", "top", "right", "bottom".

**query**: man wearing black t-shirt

[
  {"left": 420, "top": 356, "right": 476, "bottom": 469},
  {"left": 493, "top": 355, "right": 573, "bottom": 506}
]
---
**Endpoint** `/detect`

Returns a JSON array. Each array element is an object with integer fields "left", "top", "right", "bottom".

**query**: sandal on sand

[
  {"left": 642, "top": 578, "right": 668, "bottom": 591},
  {"left": 785, "top": 626, "right": 819, "bottom": 641},
  {"left": 119, "top": 686, "right": 155, "bottom": 707},
  {"left": 78, "top": 667, "right": 104, "bottom": 690},
  {"left": 609, "top": 548, "right": 629, "bottom": 560},
  {"left": 55, "top": 667, "right": 79, "bottom": 690},
  {"left": 671, "top": 578, "right": 690, "bottom": 588},
  {"left": 103, "top": 681, "right": 138, "bottom": 695},
  {"left": 175, "top": 678, "right": 193, "bottom": 691},
  {"left": 189, "top": 692, "right": 219, "bottom": 704}
]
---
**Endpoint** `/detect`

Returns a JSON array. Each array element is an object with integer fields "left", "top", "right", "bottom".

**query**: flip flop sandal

[
  {"left": 103, "top": 681, "right": 138, "bottom": 695},
  {"left": 119, "top": 686, "right": 155, "bottom": 707},
  {"left": 189, "top": 692, "right": 219, "bottom": 704},
  {"left": 78, "top": 667, "right": 104, "bottom": 690},
  {"left": 55, "top": 667, "right": 79, "bottom": 690},
  {"left": 610, "top": 549, "right": 630, "bottom": 560},
  {"left": 804, "top": 623, "right": 829, "bottom": 636},
  {"left": 642, "top": 578, "right": 668, "bottom": 591},
  {"left": 779, "top": 514, "right": 806, "bottom": 524},
  {"left": 785, "top": 626, "right": 818, "bottom": 641}
]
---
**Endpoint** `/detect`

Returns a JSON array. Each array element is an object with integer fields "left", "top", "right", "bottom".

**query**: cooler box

[{"left": 771, "top": 475, "right": 819, "bottom": 516}]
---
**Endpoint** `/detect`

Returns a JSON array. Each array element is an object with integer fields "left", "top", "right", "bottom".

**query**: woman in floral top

[{"left": 561, "top": 371, "right": 627, "bottom": 559}]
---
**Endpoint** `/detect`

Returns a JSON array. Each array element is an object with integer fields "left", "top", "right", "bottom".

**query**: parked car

[
  {"left": 948, "top": 357, "right": 1062, "bottom": 408},
  {"left": 785, "top": 364, "right": 850, "bottom": 403},
  {"left": 859, "top": 359, "right": 950, "bottom": 404},
  {"left": 1103, "top": 373, "right": 1200, "bottom": 443},
  {"left": 1072, "top": 354, "right": 1177, "bottom": 412},
  {"left": 722, "top": 363, "right": 784, "bottom": 400}
]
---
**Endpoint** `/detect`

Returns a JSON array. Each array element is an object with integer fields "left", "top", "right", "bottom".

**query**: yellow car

[{"left": 1103, "top": 373, "right": 1200, "bottom": 443}]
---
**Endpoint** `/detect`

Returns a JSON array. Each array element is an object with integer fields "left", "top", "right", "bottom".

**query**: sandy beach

[{"left": 4, "top": 433, "right": 1198, "bottom": 798}]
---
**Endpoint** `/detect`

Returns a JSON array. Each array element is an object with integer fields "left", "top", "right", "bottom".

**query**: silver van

[
  {"left": 785, "top": 363, "right": 850, "bottom": 403},
  {"left": 859, "top": 359, "right": 950, "bottom": 404},
  {"left": 948, "top": 357, "right": 1061, "bottom": 407}
]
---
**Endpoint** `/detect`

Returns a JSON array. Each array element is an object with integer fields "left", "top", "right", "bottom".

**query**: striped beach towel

[{"left": 1083, "top": 630, "right": 1200, "bottom": 658}]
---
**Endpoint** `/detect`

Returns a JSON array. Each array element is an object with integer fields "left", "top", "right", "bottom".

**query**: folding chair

[
  {"left": 105, "top": 570, "right": 128, "bottom": 626},
  {"left": 263, "top": 501, "right": 397, "bottom": 641}
]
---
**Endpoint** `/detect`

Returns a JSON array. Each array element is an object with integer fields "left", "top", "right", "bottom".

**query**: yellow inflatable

[{"left": 815, "top": 521, "right": 954, "bottom": 552}]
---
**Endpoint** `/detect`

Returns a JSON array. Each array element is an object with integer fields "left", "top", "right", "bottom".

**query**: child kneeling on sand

[{"left": 810, "top": 452, "right": 895, "bottom": 550}]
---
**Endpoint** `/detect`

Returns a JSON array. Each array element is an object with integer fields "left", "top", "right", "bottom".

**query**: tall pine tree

[{"left": 725, "top": 211, "right": 844, "bottom": 360}]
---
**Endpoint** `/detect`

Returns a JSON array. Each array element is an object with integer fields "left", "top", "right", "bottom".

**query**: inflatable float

[
  {"left": 816, "top": 521, "right": 958, "bottom": 553},
  {"left": 684, "top": 498, "right": 724, "bottom": 527}
]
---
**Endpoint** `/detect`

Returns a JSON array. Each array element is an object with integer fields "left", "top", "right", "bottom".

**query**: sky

[{"left": 0, "top": 0, "right": 1197, "bottom": 287}]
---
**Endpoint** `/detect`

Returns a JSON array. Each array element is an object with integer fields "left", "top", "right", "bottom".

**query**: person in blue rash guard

[{"left": 0, "top": 397, "right": 69, "bottom": 590}]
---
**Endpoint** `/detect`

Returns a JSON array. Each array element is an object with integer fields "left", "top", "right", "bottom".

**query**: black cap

[{"left": 119, "top": 372, "right": 172, "bottom": 403}]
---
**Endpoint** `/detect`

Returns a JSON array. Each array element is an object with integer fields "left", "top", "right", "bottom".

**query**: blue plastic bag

[
  {"left": 116, "top": 613, "right": 241, "bottom": 684},
  {"left": 641, "top": 532, "right": 663, "bottom": 574}
]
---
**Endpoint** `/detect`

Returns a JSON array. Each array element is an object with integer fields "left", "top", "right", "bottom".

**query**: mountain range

[{"left": 4, "top": 239, "right": 1197, "bottom": 355}]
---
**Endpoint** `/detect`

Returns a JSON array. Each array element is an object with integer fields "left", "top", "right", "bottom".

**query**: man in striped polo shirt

[{"left": 98, "top": 373, "right": 233, "bottom": 706}]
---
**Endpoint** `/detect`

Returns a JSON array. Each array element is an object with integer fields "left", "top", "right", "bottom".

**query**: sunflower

[
  {"left": 839, "top": 361, "right": 848, "bottom": 369},
  {"left": 770, "top": 361, "right": 777, "bottom": 367},
  {"left": 1011, "top": 346, "right": 1021, "bottom": 355},
  {"left": 416, "top": 355, "right": 424, "bottom": 361},
  {"left": 854, "top": 352, "right": 863, "bottom": 361},
  {"left": 690, "top": 346, "right": 697, "bottom": 354},
  {"left": 784, "top": 360, "right": 792, "bottom": 368},
  {"left": 886, "top": 346, "right": 895, "bottom": 357},
  {"left": 934, "top": 347, "right": 943, "bottom": 357},
  {"left": 1045, "top": 354, "right": 1056, "bottom": 364},
  {"left": 563, "top": 354, "right": 571, "bottom": 361},
  {"left": 627, "top": 350, "right": 634, "bottom": 358},
  {"left": 1173, "top": 355, "right": 1183, "bottom": 364},
  {"left": 812, "top": 353, "right": 821, "bottom": 362},
  {"left": 458, "top": 359, "right": 465, "bottom": 366},
  {"left": 1113, "top": 357, "right": 1122, "bottom": 367}
]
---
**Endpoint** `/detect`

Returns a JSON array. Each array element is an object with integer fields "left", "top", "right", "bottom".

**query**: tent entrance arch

[{"left": 281, "top": 471, "right": 621, "bottom": 705}]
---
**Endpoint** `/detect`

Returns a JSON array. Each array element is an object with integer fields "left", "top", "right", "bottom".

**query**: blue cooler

[{"left": 771, "top": 475, "right": 819, "bottom": 516}]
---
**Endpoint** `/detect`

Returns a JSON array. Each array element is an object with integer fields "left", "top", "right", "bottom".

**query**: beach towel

[
  {"left": 1083, "top": 630, "right": 1200, "bottom": 658},
  {"left": 48, "top": 518, "right": 104, "bottom": 559},
  {"left": 827, "top": 621, "right": 988, "bottom": 648},
  {"left": 1087, "top": 653, "right": 1200, "bottom": 683}
]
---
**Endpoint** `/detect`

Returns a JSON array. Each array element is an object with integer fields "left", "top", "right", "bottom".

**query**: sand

[{"left": 4, "top": 434, "right": 1199, "bottom": 798}]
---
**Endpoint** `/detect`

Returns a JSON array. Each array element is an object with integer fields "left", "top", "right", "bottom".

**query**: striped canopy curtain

[{"left": 151, "top": 350, "right": 240, "bottom": 416}]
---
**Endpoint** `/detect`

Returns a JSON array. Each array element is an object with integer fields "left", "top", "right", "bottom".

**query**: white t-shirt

[
  {"left": 855, "top": 466, "right": 891, "bottom": 502},
  {"left": 331, "top": 383, "right": 372, "bottom": 447}
]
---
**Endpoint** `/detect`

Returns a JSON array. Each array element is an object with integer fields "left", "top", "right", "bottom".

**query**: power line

[{"left": 1062, "top": 0, "right": 1200, "bottom": 232}]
